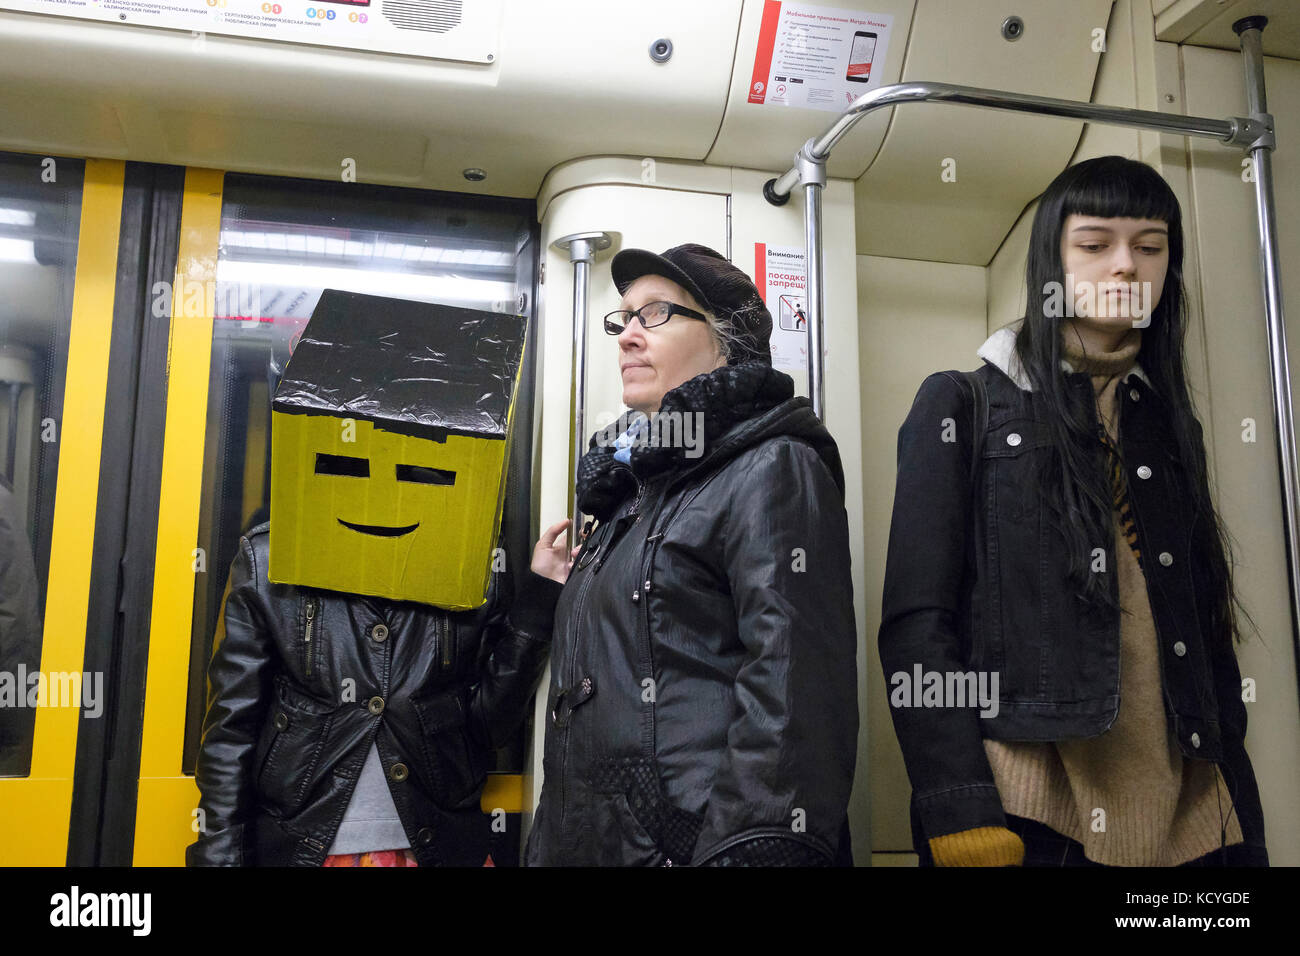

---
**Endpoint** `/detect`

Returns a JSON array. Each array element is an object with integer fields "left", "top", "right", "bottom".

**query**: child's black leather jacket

[{"left": 186, "top": 521, "right": 560, "bottom": 866}]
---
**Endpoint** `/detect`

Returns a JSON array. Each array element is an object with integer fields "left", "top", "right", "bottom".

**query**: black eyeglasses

[{"left": 603, "top": 300, "right": 708, "bottom": 335}]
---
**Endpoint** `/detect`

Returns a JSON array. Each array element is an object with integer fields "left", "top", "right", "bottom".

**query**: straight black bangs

[{"left": 1057, "top": 156, "right": 1181, "bottom": 229}]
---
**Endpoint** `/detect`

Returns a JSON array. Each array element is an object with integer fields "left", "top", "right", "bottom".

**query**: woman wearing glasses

[{"left": 523, "top": 244, "right": 858, "bottom": 866}]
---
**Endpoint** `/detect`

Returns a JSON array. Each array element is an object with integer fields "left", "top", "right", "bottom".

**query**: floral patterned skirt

[
  {"left": 321, "top": 849, "right": 497, "bottom": 867},
  {"left": 322, "top": 848, "right": 418, "bottom": 867}
]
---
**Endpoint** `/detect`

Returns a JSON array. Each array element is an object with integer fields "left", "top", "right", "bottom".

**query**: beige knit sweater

[{"left": 982, "top": 329, "right": 1243, "bottom": 865}]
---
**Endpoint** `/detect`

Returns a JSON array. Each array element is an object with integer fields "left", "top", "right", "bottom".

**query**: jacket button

[
  {"left": 390, "top": 762, "right": 409, "bottom": 782},
  {"left": 416, "top": 827, "right": 434, "bottom": 845},
  {"left": 1173, "top": 641, "right": 1187, "bottom": 657},
  {"left": 1136, "top": 465, "right": 1152, "bottom": 479},
  {"left": 274, "top": 712, "right": 290, "bottom": 731},
  {"left": 1190, "top": 732, "right": 1201, "bottom": 748},
  {"left": 632, "top": 590, "right": 640, "bottom": 603},
  {"left": 371, "top": 623, "right": 389, "bottom": 642},
  {"left": 1130, "top": 388, "right": 1140, "bottom": 401},
  {"left": 1006, "top": 432, "right": 1022, "bottom": 447},
  {"left": 1159, "top": 552, "right": 1173, "bottom": 566},
  {"left": 368, "top": 696, "right": 385, "bottom": 715}
]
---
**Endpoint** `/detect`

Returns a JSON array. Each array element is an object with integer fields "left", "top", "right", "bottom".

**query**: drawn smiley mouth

[{"left": 338, "top": 518, "right": 420, "bottom": 538}]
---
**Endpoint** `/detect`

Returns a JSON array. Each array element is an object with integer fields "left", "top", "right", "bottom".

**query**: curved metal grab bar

[{"left": 765, "top": 80, "right": 1267, "bottom": 202}]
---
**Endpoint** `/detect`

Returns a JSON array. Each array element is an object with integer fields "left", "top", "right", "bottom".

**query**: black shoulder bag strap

[
  {"left": 937, "top": 368, "right": 987, "bottom": 671},
  {"left": 940, "top": 368, "right": 988, "bottom": 485}
]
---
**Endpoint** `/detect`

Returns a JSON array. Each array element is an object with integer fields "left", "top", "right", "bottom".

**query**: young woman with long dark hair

[{"left": 879, "top": 155, "right": 1267, "bottom": 866}]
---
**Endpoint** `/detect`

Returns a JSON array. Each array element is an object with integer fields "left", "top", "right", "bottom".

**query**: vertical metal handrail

[
  {"left": 4, "top": 381, "right": 20, "bottom": 485},
  {"left": 552, "top": 231, "right": 612, "bottom": 547},
  {"left": 1233, "top": 16, "right": 1300, "bottom": 682},
  {"left": 795, "top": 149, "right": 828, "bottom": 418}
]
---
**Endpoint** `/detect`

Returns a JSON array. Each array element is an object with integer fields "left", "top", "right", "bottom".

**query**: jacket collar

[
  {"left": 977, "top": 324, "right": 1153, "bottom": 392},
  {"left": 575, "top": 363, "right": 847, "bottom": 522}
]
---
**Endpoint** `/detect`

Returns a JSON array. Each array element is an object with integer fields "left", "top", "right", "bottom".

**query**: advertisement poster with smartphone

[
  {"left": 754, "top": 242, "right": 817, "bottom": 376},
  {"left": 748, "top": 1, "right": 893, "bottom": 112}
]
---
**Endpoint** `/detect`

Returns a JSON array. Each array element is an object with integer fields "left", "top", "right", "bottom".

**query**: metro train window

[
  {"left": 181, "top": 173, "right": 538, "bottom": 778},
  {"left": 0, "top": 152, "right": 85, "bottom": 778}
]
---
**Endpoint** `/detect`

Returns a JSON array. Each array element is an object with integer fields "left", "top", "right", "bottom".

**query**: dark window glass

[{"left": 0, "top": 152, "right": 85, "bottom": 777}]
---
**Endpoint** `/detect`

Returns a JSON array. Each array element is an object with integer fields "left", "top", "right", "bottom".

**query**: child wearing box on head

[{"left": 188, "top": 289, "right": 571, "bottom": 867}]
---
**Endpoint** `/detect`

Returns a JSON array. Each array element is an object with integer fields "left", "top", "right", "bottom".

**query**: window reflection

[{"left": 0, "top": 153, "right": 85, "bottom": 777}]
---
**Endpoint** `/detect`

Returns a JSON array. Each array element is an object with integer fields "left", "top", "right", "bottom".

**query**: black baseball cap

[{"left": 611, "top": 243, "right": 773, "bottom": 365}]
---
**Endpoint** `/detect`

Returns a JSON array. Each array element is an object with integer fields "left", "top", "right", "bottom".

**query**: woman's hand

[{"left": 531, "top": 518, "right": 581, "bottom": 584}]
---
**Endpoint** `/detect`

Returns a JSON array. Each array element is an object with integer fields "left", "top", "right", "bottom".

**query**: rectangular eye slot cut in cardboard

[
  {"left": 315, "top": 453, "right": 370, "bottom": 478},
  {"left": 397, "top": 464, "right": 456, "bottom": 486}
]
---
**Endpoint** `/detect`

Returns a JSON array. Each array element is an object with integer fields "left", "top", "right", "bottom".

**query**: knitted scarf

[
  {"left": 575, "top": 362, "right": 795, "bottom": 521},
  {"left": 1061, "top": 327, "right": 1141, "bottom": 383}
]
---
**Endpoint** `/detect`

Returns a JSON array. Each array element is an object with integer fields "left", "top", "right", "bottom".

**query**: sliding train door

[
  {"left": 0, "top": 155, "right": 540, "bottom": 865},
  {"left": 0, "top": 154, "right": 126, "bottom": 865},
  {"left": 126, "top": 169, "right": 540, "bottom": 865}
]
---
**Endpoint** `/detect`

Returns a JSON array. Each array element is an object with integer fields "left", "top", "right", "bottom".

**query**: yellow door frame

[
  {"left": 0, "top": 158, "right": 124, "bottom": 866},
  {"left": 132, "top": 167, "right": 224, "bottom": 866}
]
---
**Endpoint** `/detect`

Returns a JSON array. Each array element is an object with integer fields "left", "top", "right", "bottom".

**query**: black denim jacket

[{"left": 878, "top": 343, "right": 1267, "bottom": 862}]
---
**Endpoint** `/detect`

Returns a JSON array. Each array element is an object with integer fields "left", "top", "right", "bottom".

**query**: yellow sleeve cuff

[{"left": 929, "top": 826, "right": 1026, "bottom": 867}]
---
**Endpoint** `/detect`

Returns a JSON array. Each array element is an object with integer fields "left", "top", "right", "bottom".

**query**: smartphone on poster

[{"left": 846, "top": 30, "right": 877, "bottom": 82}]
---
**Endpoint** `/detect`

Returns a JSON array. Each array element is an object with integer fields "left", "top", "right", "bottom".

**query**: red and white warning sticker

[
  {"left": 755, "top": 242, "right": 812, "bottom": 375},
  {"left": 748, "top": 1, "right": 893, "bottom": 113}
]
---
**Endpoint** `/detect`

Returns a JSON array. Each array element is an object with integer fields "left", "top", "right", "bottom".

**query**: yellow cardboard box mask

[{"left": 268, "top": 289, "right": 528, "bottom": 610}]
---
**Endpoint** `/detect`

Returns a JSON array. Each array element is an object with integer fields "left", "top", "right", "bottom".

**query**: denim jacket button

[
  {"left": 1159, "top": 552, "right": 1173, "bottom": 566},
  {"left": 1190, "top": 732, "right": 1201, "bottom": 748},
  {"left": 1137, "top": 465, "right": 1152, "bottom": 479},
  {"left": 1006, "top": 432, "right": 1022, "bottom": 447},
  {"left": 1130, "top": 388, "right": 1140, "bottom": 401},
  {"left": 1173, "top": 641, "right": 1187, "bottom": 657}
]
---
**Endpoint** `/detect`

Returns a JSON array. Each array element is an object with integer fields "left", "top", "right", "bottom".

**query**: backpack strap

[{"left": 940, "top": 368, "right": 988, "bottom": 485}]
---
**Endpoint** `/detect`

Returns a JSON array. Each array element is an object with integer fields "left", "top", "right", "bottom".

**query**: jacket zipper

[
  {"left": 441, "top": 615, "right": 453, "bottom": 671},
  {"left": 559, "top": 480, "right": 642, "bottom": 826},
  {"left": 640, "top": 487, "right": 675, "bottom": 865},
  {"left": 559, "top": 562, "right": 600, "bottom": 827},
  {"left": 304, "top": 596, "right": 317, "bottom": 677}
]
